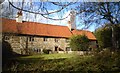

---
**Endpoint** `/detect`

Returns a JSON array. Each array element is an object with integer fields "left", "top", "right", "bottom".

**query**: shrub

[
  {"left": 93, "top": 49, "right": 120, "bottom": 71},
  {"left": 43, "top": 49, "right": 52, "bottom": 54},
  {"left": 69, "top": 35, "right": 90, "bottom": 51}
]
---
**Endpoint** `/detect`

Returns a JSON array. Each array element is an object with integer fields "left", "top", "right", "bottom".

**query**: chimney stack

[
  {"left": 16, "top": 10, "right": 22, "bottom": 23},
  {"left": 68, "top": 10, "right": 76, "bottom": 31}
]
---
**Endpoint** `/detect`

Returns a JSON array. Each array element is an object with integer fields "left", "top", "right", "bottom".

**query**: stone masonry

[{"left": 3, "top": 34, "right": 70, "bottom": 55}]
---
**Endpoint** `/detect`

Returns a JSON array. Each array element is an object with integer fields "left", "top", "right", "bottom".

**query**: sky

[{"left": 2, "top": 0, "right": 117, "bottom": 32}]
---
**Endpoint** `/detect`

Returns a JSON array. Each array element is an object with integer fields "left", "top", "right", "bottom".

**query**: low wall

[
  {"left": 65, "top": 51, "right": 92, "bottom": 55},
  {"left": 58, "top": 51, "right": 65, "bottom": 53}
]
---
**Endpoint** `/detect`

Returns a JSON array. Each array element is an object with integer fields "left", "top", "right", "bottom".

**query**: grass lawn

[
  {"left": 19, "top": 53, "right": 77, "bottom": 59},
  {"left": 3, "top": 51, "right": 120, "bottom": 72},
  {"left": 3, "top": 53, "right": 92, "bottom": 72}
]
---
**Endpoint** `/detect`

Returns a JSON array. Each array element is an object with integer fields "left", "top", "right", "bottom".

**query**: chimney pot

[{"left": 16, "top": 10, "right": 23, "bottom": 23}]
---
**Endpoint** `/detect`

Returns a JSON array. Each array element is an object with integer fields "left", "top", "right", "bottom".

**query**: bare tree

[
  {"left": 76, "top": 2, "right": 120, "bottom": 49},
  {"left": 7, "top": 1, "right": 120, "bottom": 24},
  {"left": 2, "top": 0, "right": 120, "bottom": 49}
]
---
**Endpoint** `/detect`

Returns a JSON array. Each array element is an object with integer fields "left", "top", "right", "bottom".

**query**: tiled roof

[
  {"left": 1, "top": 18, "right": 96, "bottom": 40},
  {"left": 71, "top": 30, "right": 96, "bottom": 40}
]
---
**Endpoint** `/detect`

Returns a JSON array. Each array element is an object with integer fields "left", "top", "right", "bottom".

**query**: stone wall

[
  {"left": 2, "top": 34, "right": 70, "bottom": 54},
  {"left": 2, "top": 34, "right": 97, "bottom": 55}
]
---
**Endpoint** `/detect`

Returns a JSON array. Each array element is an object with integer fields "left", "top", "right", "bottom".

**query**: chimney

[
  {"left": 68, "top": 10, "right": 76, "bottom": 31},
  {"left": 68, "top": 21, "right": 71, "bottom": 31},
  {"left": 16, "top": 10, "right": 23, "bottom": 23}
]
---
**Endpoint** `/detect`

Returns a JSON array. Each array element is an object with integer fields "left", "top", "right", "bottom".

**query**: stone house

[{"left": 1, "top": 11, "right": 97, "bottom": 55}]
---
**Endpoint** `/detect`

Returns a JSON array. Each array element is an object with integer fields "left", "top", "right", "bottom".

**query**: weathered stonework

[
  {"left": 2, "top": 18, "right": 97, "bottom": 55},
  {"left": 2, "top": 33, "right": 97, "bottom": 55},
  {"left": 4, "top": 35, "right": 96, "bottom": 54},
  {"left": 2, "top": 34, "right": 72, "bottom": 55}
]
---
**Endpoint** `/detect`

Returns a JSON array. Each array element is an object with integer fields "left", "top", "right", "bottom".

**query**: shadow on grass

[
  {"left": 2, "top": 40, "right": 67, "bottom": 72},
  {"left": 3, "top": 56, "right": 67, "bottom": 72},
  {"left": 2, "top": 40, "right": 29, "bottom": 69},
  {"left": 15, "top": 57, "right": 66, "bottom": 65}
]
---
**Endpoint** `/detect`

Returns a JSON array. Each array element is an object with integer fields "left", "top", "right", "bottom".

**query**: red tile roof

[
  {"left": 1, "top": 18, "right": 96, "bottom": 40},
  {"left": 72, "top": 30, "right": 96, "bottom": 40}
]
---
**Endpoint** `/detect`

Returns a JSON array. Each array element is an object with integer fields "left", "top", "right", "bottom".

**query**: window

[
  {"left": 29, "top": 37, "right": 34, "bottom": 41},
  {"left": 5, "top": 36, "right": 10, "bottom": 40},
  {"left": 66, "top": 38, "right": 70, "bottom": 43},
  {"left": 55, "top": 46, "right": 58, "bottom": 51},
  {"left": 43, "top": 37, "right": 47, "bottom": 41},
  {"left": 55, "top": 38, "right": 59, "bottom": 42},
  {"left": 66, "top": 47, "right": 71, "bottom": 51}
]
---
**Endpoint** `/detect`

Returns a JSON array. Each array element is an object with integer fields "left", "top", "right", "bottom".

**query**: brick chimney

[
  {"left": 68, "top": 10, "right": 76, "bottom": 31},
  {"left": 16, "top": 10, "right": 22, "bottom": 23}
]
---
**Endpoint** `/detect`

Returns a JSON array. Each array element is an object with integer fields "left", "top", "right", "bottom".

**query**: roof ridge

[
  {"left": 2, "top": 17, "right": 96, "bottom": 40},
  {"left": 73, "top": 29, "right": 91, "bottom": 32},
  {"left": 1, "top": 17, "right": 67, "bottom": 27}
]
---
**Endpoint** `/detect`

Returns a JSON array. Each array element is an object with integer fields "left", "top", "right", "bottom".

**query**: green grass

[
  {"left": 19, "top": 53, "right": 78, "bottom": 59},
  {"left": 3, "top": 53, "right": 92, "bottom": 72},
  {"left": 3, "top": 52, "right": 120, "bottom": 72}
]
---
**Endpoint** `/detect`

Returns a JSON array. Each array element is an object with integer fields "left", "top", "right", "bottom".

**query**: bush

[
  {"left": 69, "top": 35, "right": 90, "bottom": 51},
  {"left": 43, "top": 49, "right": 52, "bottom": 54},
  {"left": 92, "top": 49, "right": 120, "bottom": 71}
]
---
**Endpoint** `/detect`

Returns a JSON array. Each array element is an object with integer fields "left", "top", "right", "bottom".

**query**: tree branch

[
  {"left": 8, "top": 0, "right": 72, "bottom": 15},
  {"left": 41, "top": 13, "right": 70, "bottom": 20}
]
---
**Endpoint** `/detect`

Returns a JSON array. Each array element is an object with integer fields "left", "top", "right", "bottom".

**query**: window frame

[
  {"left": 55, "top": 38, "right": 59, "bottom": 42},
  {"left": 5, "top": 36, "right": 10, "bottom": 40},
  {"left": 66, "top": 47, "right": 71, "bottom": 51},
  {"left": 43, "top": 37, "right": 47, "bottom": 41},
  {"left": 66, "top": 38, "right": 70, "bottom": 43},
  {"left": 29, "top": 37, "right": 34, "bottom": 42}
]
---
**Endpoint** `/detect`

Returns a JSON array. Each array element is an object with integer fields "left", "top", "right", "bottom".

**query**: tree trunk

[
  {"left": 111, "top": 26, "right": 116, "bottom": 49},
  {"left": 108, "top": 18, "right": 118, "bottom": 49}
]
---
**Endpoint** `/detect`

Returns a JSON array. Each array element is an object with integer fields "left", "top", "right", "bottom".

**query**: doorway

[{"left": 55, "top": 46, "right": 58, "bottom": 51}]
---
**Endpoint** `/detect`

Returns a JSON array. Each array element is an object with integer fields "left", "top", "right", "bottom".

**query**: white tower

[
  {"left": 16, "top": 10, "right": 23, "bottom": 23},
  {"left": 68, "top": 10, "right": 76, "bottom": 31}
]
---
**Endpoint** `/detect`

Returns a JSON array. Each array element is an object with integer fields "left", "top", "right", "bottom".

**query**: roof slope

[
  {"left": 72, "top": 30, "right": 96, "bottom": 40},
  {"left": 1, "top": 18, "right": 96, "bottom": 40},
  {"left": 1, "top": 18, "right": 72, "bottom": 38}
]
